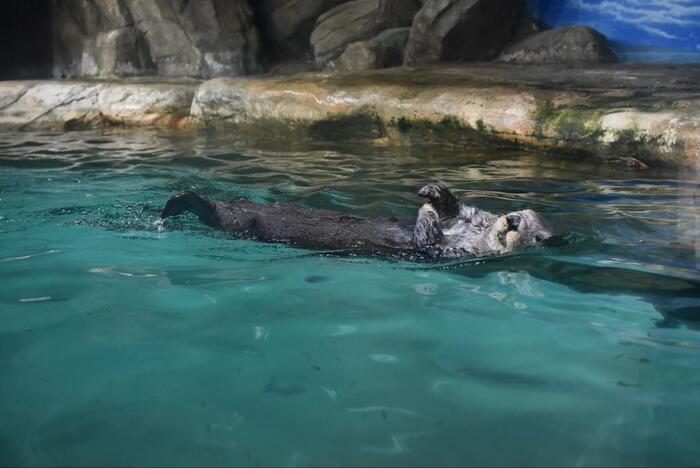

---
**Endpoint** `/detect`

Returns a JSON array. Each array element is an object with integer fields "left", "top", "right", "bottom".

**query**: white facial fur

[
  {"left": 503, "top": 230, "right": 521, "bottom": 253},
  {"left": 489, "top": 215, "right": 521, "bottom": 254},
  {"left": 485, "top": 209, "right": 551, "bottom": 255}
]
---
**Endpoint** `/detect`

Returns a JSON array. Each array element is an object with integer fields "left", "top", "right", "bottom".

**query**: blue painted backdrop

[{"left": 522, "top": 0, "right": 700, "bottom": 62}]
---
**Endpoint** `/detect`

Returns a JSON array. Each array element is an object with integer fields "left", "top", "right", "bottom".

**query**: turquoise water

[{"left": 1, "top": 130, "right": 699, "bottom": 466}]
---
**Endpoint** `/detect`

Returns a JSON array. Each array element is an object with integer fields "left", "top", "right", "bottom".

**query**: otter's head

[{"left": 489, "top": 209, "right": 552, "bottom": 254}]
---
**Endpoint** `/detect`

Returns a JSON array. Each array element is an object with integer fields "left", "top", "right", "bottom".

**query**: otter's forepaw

[
  {"left": 420, "top": 203, "right": 438, "bottom": 216},
  {"left": 418, "top": 183, "right": 450, "bottom": 202},
  {"left": 494, "top": 216, "right": 508, "bottom": 234},
  {"left": 501, "top": 230, "right": 521, "bottom": 254},
  {"left": 417, "top": 182, "right": 460, "bottom": 218},
  {"left": 493, "top": 216, "right": 517, "bottom": 254}
]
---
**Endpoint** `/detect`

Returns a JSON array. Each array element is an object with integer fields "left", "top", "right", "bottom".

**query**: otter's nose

[{"left": 506, "top": 215, "right": 521, "bottom": 231}]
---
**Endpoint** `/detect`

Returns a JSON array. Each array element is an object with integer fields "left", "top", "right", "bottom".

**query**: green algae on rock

[{"left": 189, "top": 64, "right": 700, "bottom": 169}]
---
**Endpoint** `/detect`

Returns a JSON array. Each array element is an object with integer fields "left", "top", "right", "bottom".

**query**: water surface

[{"left": 1, "top": 130, "right": 699, "bottom": 466}]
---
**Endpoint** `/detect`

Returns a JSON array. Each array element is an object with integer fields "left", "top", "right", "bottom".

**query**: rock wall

[
  {"left": 310, "top": 0, "right": 421, "bottom": 66},
  {"left": 499, "top": 26, "right": 618, "bottom": 65},
  {"left": 404, "top": 0, "right": 519, "bottom": 65},
  {"left": 254, "top": 0, "right": 347, "bottom": 62},
  {"left": 0, "top": 0, "right": 618, "bottom": 80},
  {"left": 52, "top": 0, "right": 262, "bottom": 79}
]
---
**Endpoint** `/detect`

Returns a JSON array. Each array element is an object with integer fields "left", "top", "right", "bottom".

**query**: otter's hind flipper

[{"left": 161, "top": 191, "right": 218, "bottom": 227}]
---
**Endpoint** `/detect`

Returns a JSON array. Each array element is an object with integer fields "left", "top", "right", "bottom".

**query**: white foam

[{"left": 19, "top": 296, "right": 52, "bottom": 303}]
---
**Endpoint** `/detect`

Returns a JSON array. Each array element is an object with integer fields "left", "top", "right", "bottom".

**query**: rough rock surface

[
  {"left": 97, "top": 83, "right": 196, "bottom": 127},
  {"left": 404, "top": 0, "right": 518, "bottom": 65},
  {"left": 95, "top": 27, "right": 155, "bottom": 77},
  {"left": 52, "top": 0, "right": 261, "bottom": 78},
  {"left": 500, "top": 26, "right": 618, "bottom": 65},
  {"left": 256, "top": 0, "right": 346, "bottom": 61},
  {"left": 189, "top": 64, "right": 700, "bottom": 169},
  {"left": 0, "top": 80, "right": 196, "bottom": 129},
  {"left": 52, "top": 0, "right": 132, "bottom": 78},
  {"left": 1, "top": 64, "right": 698, "bottom": 169},
  {"left": 337, "top": 28, "right": 410, "bottom": 71},
  {"left": 0, "top": 82, "right": 104, "bottom": 129},
  {"left": 510, "top": 16, "right": 542, "bottom": 44},
  {"left": 310, "top": 0, "right": 421, "bottom": 65}
]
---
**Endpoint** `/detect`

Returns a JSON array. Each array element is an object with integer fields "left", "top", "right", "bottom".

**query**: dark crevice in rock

[
  {"left": 18, "top": 86, "right": 100, "bottom": 131},
  {"left": 0, "top": 0, "right": 53, "bottom": 79},
  {"left": 0, "top": 89, "right": 30, "bottom": 112},
  {"left": 248, "top": 1, "right": 282, "bottom": 68}
]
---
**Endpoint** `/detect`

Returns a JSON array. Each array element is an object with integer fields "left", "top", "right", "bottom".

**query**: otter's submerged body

[
  {"left": 212, "top": 199, "right": 416, "bottom": 252},
  {"left": 161, "top": 184, "right": 553, "bottom": 258}
]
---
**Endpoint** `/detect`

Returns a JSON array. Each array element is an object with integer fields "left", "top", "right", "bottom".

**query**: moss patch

[
  {"left": 537, "top": 106, "right": 606, "bottom": 144},
  {"left": 388, "top": 115, "right": 517, "bottom": 148}
]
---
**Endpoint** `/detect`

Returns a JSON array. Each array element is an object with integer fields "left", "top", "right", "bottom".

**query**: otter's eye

[{"left": 535, "top": 235, "right": 543, "bottom": 242}]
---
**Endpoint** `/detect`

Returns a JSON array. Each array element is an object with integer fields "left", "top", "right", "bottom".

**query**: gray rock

[
  {"left": 126, "top": 0, "right": 261, "bottom": 77},
  {"left": 337, "top": 28, "right": 410, "bottom": 71},
  {"left": 510, "top": 16, "right": 541, "bottom": 44},
  {"left": 310, "top": 0, "right": 421, "bottom": 64},
  {"left": 257, "top": 0, "right": 346, "bottom": 61},
  {"left": 265, "top": 60, "right": 322, "bottom": 76},
  {"left": 52, "top": 0, "right": 262, "bottom": 78},
  {"left": 52, "top": 0, "right": 142, "bottom": 77},
  {"left": 95, "top": 28, "right": 155, "bottom": 77},
  {"left": 98, "top": 83, "right": 196, "bottom": 127},
  {"left": 2, "top": 63, "right": 699, "bottom": 169},
  {"left": 0, "top": 82, "right": 104, "bottom": 130},
  {"left": 51, "top": 1, "right": 96, "bottom": 77},
  {"left": 188, "top": 64, "right": 700, "bottom": 169},
  {"left": 0, "top": 80, "right": 197, "bottom": 130},
  {"left": 124, "top": 0, "right": 200, "bottom": 77},
  {"left": 93, "top": 0, "right": 134, "bottom": 29},
  {"left": 404, "top": 0, "right": 518, "bottom": 65},
  {"left": 499, "top": 26, "right": 618, "bottom": 65}
]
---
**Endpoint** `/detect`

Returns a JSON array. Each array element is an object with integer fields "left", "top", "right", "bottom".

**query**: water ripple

[
  {"left": 0, "top": 249, "right": 62, "bottom": 263},
  {"left": 1, "top": 129, "right": 700, "bottom": 466}
]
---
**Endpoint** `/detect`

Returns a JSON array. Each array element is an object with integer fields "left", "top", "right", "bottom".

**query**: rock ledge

[{"left": 1, "top": 64, "right": 698, "bottom": 169}]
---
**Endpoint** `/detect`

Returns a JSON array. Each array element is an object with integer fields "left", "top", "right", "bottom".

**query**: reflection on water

[{"left": 0, "top": 129, "right": 699, "bottom": 466}]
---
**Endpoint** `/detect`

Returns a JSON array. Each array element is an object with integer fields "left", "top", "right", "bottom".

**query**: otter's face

[{"left": 491, "top": 209, "right": 552, "bottom": 254}]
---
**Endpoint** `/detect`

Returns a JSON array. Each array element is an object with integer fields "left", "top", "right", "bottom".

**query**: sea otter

[{"left": 160, "top": 183, "right": 553, "bottom": 258}]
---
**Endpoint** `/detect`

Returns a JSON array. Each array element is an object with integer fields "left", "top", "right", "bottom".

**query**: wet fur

[
  {"left": 161, "top": 184, "right": 552, "bottom": 258},
  {"left": 161, "top": 192, "right": 416, "bottom": 253},
  {"left": 412, "top": 183, "right": 553, "bottom": 257}
]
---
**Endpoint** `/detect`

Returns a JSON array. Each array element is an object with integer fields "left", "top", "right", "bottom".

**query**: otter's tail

[{"left": 161, "top": 191, "right": 218, "bottom": 227}]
